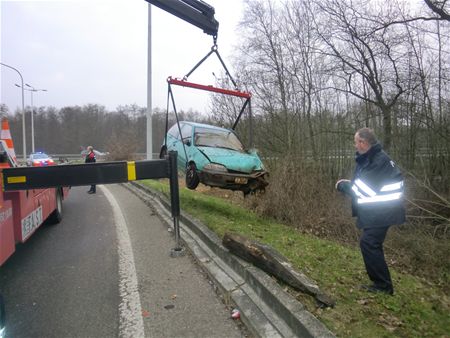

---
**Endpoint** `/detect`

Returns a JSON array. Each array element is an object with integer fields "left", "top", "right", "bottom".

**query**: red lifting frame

[{"left": 167, "top": 77, "right": 251, "bottom": 99}]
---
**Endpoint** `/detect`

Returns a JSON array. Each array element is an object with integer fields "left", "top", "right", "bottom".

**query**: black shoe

[
  {"left": 88, "top": 190, "right": 95, "bottom": 194},
  {"left": 360, "top": 284, "right": 394, "bottom": 295}
]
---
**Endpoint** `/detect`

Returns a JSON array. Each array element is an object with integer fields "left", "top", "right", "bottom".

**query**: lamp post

[
  {"left": 1, "top": 62, "right": 26, "bottom": 160},
  {"left": 26, "top": 84, "right": 47, "bottom": 153},
  {"left": 147, "top": 3, "right": 153, "bottom": 159},
  {"left": 15, "top": 83, "right": 47, "bottom": 153}
]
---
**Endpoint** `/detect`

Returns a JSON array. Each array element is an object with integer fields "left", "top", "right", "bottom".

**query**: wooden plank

[{"left": 222, "top": 232, "right": 335, "bottom": 307}]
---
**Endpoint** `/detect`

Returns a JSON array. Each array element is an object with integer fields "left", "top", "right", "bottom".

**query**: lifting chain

[{"left": 182, "top": 36, "right": 238, "bottom": 90}]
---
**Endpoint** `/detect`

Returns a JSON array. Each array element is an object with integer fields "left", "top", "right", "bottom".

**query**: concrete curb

[{"left": 124, "top": 182, "right": 335, "bottom": 338}]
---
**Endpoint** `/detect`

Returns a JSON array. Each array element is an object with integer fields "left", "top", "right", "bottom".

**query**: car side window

[
  {"left": 168, "top": 124, "right": 180, "bottom": 139},
  {"left": 180, "top": 124, "right": 192, "bottom": 141}
]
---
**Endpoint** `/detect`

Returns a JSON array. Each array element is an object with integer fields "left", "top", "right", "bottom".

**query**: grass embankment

[{"left": 142, "top": 179, "right": 450, "bottom": 338}]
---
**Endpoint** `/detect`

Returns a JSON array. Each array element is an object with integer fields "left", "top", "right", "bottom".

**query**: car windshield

[
  {"left": 32, "top": 153, "right": 49, "bottom": 159},
  {"left": 194, "top": 127, "right": 244, "bottom": 152}
]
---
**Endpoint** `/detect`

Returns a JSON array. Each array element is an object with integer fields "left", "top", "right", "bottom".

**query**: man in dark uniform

[
  {"left": 336, "top": 128, "right": 405, "bottom": 295},
  {"left": 85, "top": 146, "right": 96, "bottom": 194}
]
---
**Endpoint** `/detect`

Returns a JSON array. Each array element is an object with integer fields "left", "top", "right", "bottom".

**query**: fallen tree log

[{"left": 222, "top": 232, "right": 335, "bottom": 307}]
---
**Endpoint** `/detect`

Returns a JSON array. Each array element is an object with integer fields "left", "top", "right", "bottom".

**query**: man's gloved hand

[{"left": 335, "top": 179, "right": 351, "bottom": 194}]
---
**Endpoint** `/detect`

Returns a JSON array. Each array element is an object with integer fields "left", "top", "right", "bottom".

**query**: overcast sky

[{"left": 0, "top": 0, "right": 244, "bottom": 114}]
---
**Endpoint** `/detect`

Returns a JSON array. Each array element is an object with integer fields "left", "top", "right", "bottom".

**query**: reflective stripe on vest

[
  {"left": 357, "top": 192, "right": 402, "bottom": 204},
  {"left": 380, "top": 181, "right": 404, "bottom": 192},
  {"left": 352, "top": 180, "right": 404, "bottom": 204},
  {"left": 354, "top": 179, "right": 376, "bottom": 197}
]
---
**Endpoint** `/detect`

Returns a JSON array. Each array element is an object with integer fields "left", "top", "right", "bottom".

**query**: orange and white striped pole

[{"left": 0, "top": 119, "right": 18, "bottom": 166}]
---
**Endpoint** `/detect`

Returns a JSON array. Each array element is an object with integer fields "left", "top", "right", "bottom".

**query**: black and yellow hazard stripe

[{"left": 127, "top": 161, "right": 137, "bottom": 181}]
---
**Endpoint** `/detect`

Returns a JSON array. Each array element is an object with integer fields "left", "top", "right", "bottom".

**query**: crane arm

[{"left": 145, "top": 0, "right": 219, "bottom": 37}]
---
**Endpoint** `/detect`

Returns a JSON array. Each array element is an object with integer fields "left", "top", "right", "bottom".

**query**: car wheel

[
  {"left": 48, "top": 188, "right": 63, "bottom": 225},
  {"left": 185, "top": 163, "right": 200, "bottom": 190},
  {"left": 159, "top": 145, "right": 168, "bottom": 159}
]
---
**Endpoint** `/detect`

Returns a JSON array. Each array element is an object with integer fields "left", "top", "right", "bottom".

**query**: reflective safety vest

[
  {"left": 351, "top": 143, "right": 406, "bottom": 229},
  {"left": 352, "top": 178, "right": 403, "bottom": 204}
]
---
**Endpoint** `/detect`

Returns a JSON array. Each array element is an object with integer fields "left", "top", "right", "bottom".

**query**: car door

[
  {"left": 166, "top": 124, "right": 180, "bottom": 152},
  {"left": 176, "top": 123, "right": 193, "bottom": 168}
]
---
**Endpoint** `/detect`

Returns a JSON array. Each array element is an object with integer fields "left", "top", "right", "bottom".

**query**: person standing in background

[{"left": 85, "top": 146, "right": 96, "bottom": 194}]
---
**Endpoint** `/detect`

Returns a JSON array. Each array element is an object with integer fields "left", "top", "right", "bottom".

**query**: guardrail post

[{"left": 168, "top": 151, "right": 185, "bottom": 257}]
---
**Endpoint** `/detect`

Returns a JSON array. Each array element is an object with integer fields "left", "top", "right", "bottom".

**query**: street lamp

[
  {"left": 147, "top": 3, "right": 153, "bottom": 159},
  {"left": 15, "top": 83, "right": 47, "bottom": 153},
  {"left": 26, "top": 84, "right": 47, "bottom": 153},
  {"left": 1, "top": 62, "right": 26, "bottom": 160}
]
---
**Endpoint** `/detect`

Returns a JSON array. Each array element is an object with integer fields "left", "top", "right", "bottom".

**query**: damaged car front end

[
  {"left": 161, "top": 121, "right": 268, "bottom": 194},
  {"left": 198, "top": 148, "right": 268, "bottom": 194}
]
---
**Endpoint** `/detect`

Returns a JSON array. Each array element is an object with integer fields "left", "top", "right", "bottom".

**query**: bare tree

[
  {"left": 371, "top": 0, "right": 450, "bottom": 33},
  {"left": 424, "top": 0, "right": 450, "bottom": 21},
  {"left": 281, "top": 0, "right": 320, "bottom": 157},
  {"left": 311, "top": 0, "right": 412, "bottom": 150},
  {"left": 237, "top": 0, "right": 298, "bottom": 154}
]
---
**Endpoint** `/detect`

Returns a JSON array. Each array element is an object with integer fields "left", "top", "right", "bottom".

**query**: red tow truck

[{"left": 0, "top": 119, "right": 69, "bottom": 267}]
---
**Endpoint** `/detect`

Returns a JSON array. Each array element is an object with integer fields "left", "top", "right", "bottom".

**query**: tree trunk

[
  {"left": 381, "top": 105, "right": 392, "bottom": 151},
  {"left": 222, "top": 232, "right": 335, "bottom": 307}
]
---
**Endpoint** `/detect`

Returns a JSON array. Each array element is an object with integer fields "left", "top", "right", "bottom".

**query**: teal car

[{"left": 160, "top": 121, "right": 268, "bottom": 194}]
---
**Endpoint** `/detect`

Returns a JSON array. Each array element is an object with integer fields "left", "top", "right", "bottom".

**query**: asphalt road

[{"left": 0, "top": 185, "right": 244, "bottom": 338}]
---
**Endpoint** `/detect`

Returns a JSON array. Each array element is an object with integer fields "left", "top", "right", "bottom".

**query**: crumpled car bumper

[{"left": 199, "top": 169, "right": 268, "bottom": 193}]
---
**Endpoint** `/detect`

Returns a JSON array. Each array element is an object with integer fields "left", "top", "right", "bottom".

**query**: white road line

[{"left": 100, "top": 186, "right": 145, "bottom": 338}]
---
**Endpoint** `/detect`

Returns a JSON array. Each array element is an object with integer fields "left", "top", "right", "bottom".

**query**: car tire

[
  {"left": 186, "top": 163, "right": 200, "bottom": 190},
  {"left": 48, "top": 188, "right": 63, "bottom": 225},
  {"left": 159, "top": 145, "right": 168, "bottom": 159}
]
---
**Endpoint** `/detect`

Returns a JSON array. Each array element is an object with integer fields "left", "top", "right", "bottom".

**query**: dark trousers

[
  {"left": 89, "top": 185, "right": 96, "bottom": 192},
  {"left": 360, "top": 226, "right": 393, "bottom": 291}
]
